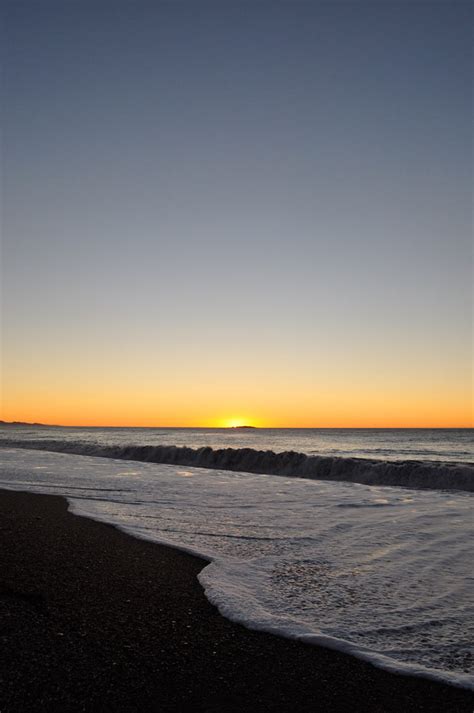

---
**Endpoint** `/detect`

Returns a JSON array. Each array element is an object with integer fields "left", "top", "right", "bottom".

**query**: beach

[{"left": 1, "top": 489, "right": 472, "bottom": 712}]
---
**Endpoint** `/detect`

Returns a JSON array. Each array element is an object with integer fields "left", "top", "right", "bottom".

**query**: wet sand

[{"left": 0, "top": 489, "right": 472, "bottom": 712}]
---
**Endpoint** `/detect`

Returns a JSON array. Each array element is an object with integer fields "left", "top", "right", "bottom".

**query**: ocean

[{"left": 0, "top": 426, "right": 473, "bottom": 689}]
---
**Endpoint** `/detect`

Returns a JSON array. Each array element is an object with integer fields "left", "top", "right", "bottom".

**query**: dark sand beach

[{"left": 0, "top": 489, "right": 472, "bottom": 712}]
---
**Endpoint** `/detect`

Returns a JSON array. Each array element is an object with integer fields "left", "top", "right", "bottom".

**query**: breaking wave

[{"left": 1, "top": 439, "right": 473, "bottom": 492}]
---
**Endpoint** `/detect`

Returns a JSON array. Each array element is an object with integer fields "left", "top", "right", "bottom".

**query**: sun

[
  {"left": 225, "top": 418, "right": 246, "bottom": 428},
  {"left": 214, "top": 416, "right": 259, "bottom": 429}
]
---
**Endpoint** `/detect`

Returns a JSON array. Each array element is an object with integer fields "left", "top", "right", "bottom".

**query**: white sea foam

[{"left": 0, "top": 447, "right": 473, "bottom": 689}]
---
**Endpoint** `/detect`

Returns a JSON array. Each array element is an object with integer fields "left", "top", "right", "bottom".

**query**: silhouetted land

[
  {"left": 0, "top": 489, "right": 472, "bottom": 712},
  {"left": 0, "top": 421, "right": 55, "bottom": 427}
]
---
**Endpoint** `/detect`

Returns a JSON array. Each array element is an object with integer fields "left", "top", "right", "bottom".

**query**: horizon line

[{"left": 1, "top": 420, "right": 473, "bottom": 430}]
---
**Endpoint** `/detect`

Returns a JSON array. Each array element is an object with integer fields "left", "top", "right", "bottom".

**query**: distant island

[{"left": 232, "top": 425, "right": 257, "bottom": 429}]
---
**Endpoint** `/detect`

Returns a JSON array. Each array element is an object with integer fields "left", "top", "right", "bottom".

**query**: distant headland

[{"left": 0, "top": 420, "right": 56, "bottom": 427}]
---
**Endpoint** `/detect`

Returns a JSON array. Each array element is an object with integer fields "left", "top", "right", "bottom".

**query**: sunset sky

[{"left": 2, "top": 1, "right": 472, "bottom": 428}]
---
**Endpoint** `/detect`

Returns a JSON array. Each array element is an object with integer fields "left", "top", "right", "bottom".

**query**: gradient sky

[{"left": 1, "top": 1, "right": 472, "bottom": 427}]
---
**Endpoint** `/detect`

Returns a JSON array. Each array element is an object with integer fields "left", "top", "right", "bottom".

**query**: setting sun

[{"left": 217, "top": 417, "right": 259, "bottom": 429}]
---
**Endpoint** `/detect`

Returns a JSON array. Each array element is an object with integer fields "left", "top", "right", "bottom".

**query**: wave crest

[{"left": 1, "top": 439, "right": 473, "bottom": 492}]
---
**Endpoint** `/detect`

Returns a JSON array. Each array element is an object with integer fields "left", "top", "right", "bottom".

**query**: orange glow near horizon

[
  {"left": 1, "top": 394, "right": 472, "bottom": 429},
  {"left": 1, "top": 343, "right": 472, "bottom": 429}
]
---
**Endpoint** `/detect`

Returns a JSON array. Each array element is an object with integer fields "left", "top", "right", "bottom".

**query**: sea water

[
  {"left": 0, "top": 427, "right": 473, "bottom": 688},
  {"left": 1, "top": 426, "right": 473, "bottom": 462},
  {"left": 0, "top": 426, "right": 472, "bottom": 491}
]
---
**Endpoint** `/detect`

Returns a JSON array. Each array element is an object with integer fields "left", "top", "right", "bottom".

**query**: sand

[{"left": 0, "top": 488, "right": 472, "bottom": 712}]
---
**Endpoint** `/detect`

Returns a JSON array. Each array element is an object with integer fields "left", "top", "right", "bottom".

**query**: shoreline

[{"left": 0, "top": 489, "right": 472, "bottom": 712}]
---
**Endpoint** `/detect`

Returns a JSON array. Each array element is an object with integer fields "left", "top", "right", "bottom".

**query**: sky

[{"left": 1, "top": 1, "right": 472, "bottom": 427}]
